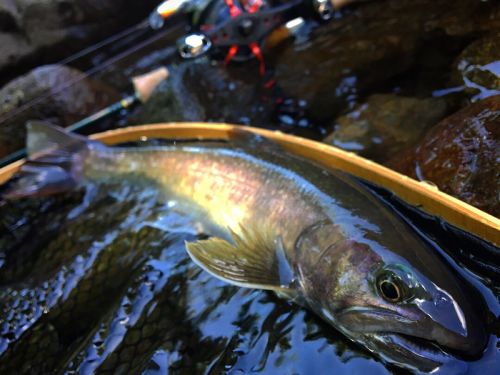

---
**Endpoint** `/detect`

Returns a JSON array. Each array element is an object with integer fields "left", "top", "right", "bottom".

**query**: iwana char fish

[{"left": 1, "top": 122, "right": 488, "bottom": 372}]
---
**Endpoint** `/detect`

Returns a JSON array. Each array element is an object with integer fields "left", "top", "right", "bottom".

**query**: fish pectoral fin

[{"left": 186, "top": 229, "right": 297, "bottom": 297}]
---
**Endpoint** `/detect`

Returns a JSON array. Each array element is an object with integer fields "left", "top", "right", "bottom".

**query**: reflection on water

[{"left": 0, "top": 172, "right": 498, "bottom": 374}]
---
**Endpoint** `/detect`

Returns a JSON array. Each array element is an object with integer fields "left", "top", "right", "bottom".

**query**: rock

[
  {"left": 132, "top": 60, "right": 323, "bottom": 138},
  {"left": 274, "top": 30, "right": 419, "bottom": 122},
  {"left": 130, "top": 62, "right": 208, "bottom": 125},
  {"left": 0, "top": 1, "right": 20, "bottom": 32},
  {"left": 0, "top": 64, "right": 120, "bottom": 158},
  {"left": 450, "top": 33, "right": 500, "bottom": 101},
  {"left": 133, "top": 59, "right": 276, "bottom": 124},
  {"left": 388, "top": 95, "right": 500, "bottom": 217},
  {"left": 0, "top": 33, "right": 34, "bottom": 72},
  {"left": 0, "top": 0, "right": 159, "bottom": 80},
  {"left": 323, "top": 94, "right": 451, "bottom": 163},
  {"left": 273, "top": 0, "right": 500, "bottom": 121}
]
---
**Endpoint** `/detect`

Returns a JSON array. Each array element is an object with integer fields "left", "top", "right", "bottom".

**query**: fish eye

[
  {"left": 375, "top": 271, "right": 410, "bottom": 303},
  {"left": 374, "top": 265, "right": 419, "bottom": 303},
  {"left": 378, "top": 277, "right": 401, "bottom": 302}
]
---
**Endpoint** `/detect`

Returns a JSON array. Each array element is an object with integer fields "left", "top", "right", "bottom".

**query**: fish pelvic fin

[
  {"left": 186, "top": 226, "right": 297, "bottom": 298},
  {"left": 1, "top": 121, "right": 96, "bottom": 199}
]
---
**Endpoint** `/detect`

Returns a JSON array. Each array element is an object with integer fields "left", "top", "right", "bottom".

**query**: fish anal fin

[{"left": 186, "top": 226, "right": 297, "bottom": 297}]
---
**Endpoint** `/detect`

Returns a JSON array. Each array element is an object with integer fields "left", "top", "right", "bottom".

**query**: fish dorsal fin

[
  {"left": 186, "top": 226, "right": 297, "bottom": 297},
  {"left": 26, "top": 121, "right": 91, "bottom": 159}
]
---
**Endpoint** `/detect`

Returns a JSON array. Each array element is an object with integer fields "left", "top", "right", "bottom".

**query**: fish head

[{"left": 294, "top": 220, "right": 488, "bottom": 371}]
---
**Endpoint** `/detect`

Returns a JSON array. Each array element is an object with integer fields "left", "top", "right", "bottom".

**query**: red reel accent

[
  {"left": 224, "top": 0, "right": 242, "bottom": 17},
  {"left": 224, "top": 45, "right": 240, "bottom": 65},
  {"left": 264, "top": 78, "right": 276, "bottom": 89},
  {"left": 249, "top": 42, "right": 265, "bottom": 75},
  {"left": 223, "top": 0, "right": 267, "bottom": 75},
  {"left": 244, "top": 0, "right": 263, "bottom": 13}
]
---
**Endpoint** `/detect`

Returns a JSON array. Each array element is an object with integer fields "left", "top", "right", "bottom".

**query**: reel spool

[{"left": 151, "top": 0, "right": 334, "bottom": 72}]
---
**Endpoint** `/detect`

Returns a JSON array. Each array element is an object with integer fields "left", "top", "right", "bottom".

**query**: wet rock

[
  {"left": 323, "top": 94, "right": 451, "bottom": 163},
  {"left": 450, "top": 33, "right": 500, "bottom": 101},
  {"left": 273, "top": 0, "right": 500, "bottom": 121},
  {"left": 388, "top": 95, "right": 500, "bottom": 217},
  {"left": 128, "top": 0, "right": 498, "bottom": 139},
  {"left": 0, "top": 33, "right": 34, "bottom": 72},
  {"left": 0, "top": 64, "right": 120, "bottom": 158},
  {"left": 134, "top": 60, "right": 273, "bottom": 124},
  {"left": 133, "top": 59, "right": 325, "bottom": 139},
  {"left": 0, "top": 0, "right": 159, "bottom": 80},
  {"left": 131, "top": 62, "right": 208, "bottom": 125},
  {"left": 133, "top": 59, "right": 318, "bottom": 132},
  {"left": 274, "top": 30, "right": 418, "bottom": 121},
  {"left": 0, "top": 1, "right": 20, "bottom": 32}
]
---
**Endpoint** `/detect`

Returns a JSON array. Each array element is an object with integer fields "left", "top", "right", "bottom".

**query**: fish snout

[{"left": 419, "top": 289, "right": 487, "bottom": 356}]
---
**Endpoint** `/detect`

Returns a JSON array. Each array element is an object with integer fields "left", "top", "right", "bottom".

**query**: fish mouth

[
  {"left": 379, "top": 332, "right": 444, "bottom": 357},
  {"left": 331, "top": 307, "right": 449, "bottom": 368},
  {"left": 333, "top": 305, "right": 485, "bottom": 371},
  {"left": 368, "top": 332, "right": 451, "bottom": 372},
  {"left": 336, "top": 306, "right": 484, "bottom": 355}
]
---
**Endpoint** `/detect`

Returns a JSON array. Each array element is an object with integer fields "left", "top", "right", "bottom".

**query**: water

[{"left": 0, "top": 146, "right": 498, "bottom": 374}]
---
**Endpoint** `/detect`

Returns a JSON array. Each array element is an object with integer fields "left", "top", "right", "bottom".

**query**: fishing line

[
  {"left": 0, "top": 24, "right": 180, "bottom": 126},
  {"left": 57, "top": 19, "right": 150, "bottom": 66}
]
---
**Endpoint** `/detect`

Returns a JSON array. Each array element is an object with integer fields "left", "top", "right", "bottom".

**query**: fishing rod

[
  {"left": 0, "top": 68, "right": 168, "bottom": 168},
  {"left": 0, "top": 23, "right": 182, "bottom": 127},
  {"left": 56, "top": 19, "right": 151, "bottom": 66}
]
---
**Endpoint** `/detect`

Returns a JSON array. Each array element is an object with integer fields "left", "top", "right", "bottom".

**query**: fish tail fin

[{"left": 1, "top": 121, "right": 95, "bottom": 199}]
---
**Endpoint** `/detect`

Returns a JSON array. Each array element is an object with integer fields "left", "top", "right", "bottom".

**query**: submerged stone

[
  {"left": 388, "top": 95, "right": 500, "bottom": 217},
  {"left": 450, "top": 33, "right": 500, "bottom": 101},
  {"left": 323, "top": 94, "right": 451, "bottom": 163}
]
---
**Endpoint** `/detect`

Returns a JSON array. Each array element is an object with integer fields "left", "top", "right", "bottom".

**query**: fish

[{"left": 1, "top": 122, "right": 489, "bottom": 372}]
